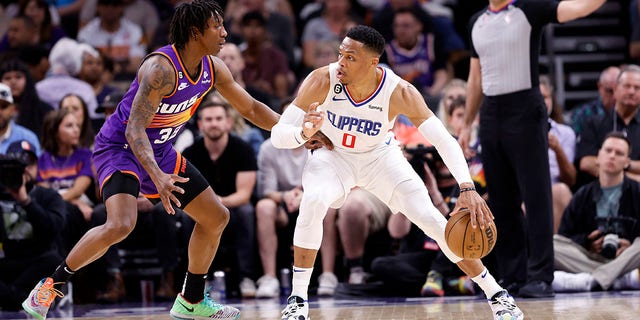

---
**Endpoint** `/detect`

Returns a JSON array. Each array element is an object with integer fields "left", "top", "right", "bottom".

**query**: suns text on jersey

[
  {"left": 156, "top": 93, "right": 199, "bottom": 114},
  {"left": 326, "top": 110, "right": 382, "bottom": 136}
]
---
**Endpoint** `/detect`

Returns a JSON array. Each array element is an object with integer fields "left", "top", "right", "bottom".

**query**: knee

[
  {"left": 104, "top": 217, "right": 136, "bottom": 242},
  {"left": 210, "top": 206, "right": 231, "bottom": 231},
  {"left": 340, "top": 197, "right": 369, "bottom": 222},
  {"left": 552, "top": 183, "right": 572, "bottom": 200},
  {"left": 256, "top": 198, "right": 278, "bottom": 223}
]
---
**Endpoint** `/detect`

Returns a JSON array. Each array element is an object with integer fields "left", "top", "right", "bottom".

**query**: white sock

[
  {"left": 613, "top": 269, "right": 640, "bottom": 290},
  {"left": 291, "top": 266, "right": 313, "bottom": 300},
  {"left": 471, "top": 268, "right": 503, "bottom": 299}
]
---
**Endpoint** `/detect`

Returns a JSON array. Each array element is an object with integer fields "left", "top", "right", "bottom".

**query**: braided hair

[{"left": 170, "top": 0, "right": 224, "bottom": 49}]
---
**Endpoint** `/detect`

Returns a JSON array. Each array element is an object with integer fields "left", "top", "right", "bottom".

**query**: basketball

[{"left": 445, "top": 208, "right": 497, "bottom": 259}]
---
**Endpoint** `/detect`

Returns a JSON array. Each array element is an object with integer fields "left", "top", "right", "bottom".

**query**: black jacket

[
  {"left": 559, "top": 176, "right": 640, "bottom": 249},
  {"left": 0, "top": 185, "right": 66, "bottom": 258}
]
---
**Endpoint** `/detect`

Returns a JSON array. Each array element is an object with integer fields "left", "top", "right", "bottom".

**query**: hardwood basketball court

[{"left": 4, "top": 290, "right": 640, "bottom": 319}]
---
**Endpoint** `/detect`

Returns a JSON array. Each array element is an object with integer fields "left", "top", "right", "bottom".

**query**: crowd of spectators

[{"left": 0, "top": 0, "right": 639, "bottom": 307}]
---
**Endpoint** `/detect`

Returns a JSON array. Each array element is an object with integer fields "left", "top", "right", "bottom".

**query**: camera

[
  {"left": 0, "top": 155, "right": 27, "bottom": 190},
  {"left": 596, "top": 216, "right": 637, "bottom": 259}
]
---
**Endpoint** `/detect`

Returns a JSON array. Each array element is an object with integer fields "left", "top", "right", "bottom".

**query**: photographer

[
  {"left": 0, "top": 140, "right": 66, "bottom": 310},
  {"left": 553, "top": 132, "right": 640, "bottom": 292}
]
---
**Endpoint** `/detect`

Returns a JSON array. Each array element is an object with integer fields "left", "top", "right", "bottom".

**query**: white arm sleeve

[
  {"left": 271, "top": 104, "right": 307, "bottom": 149},
  {"left": 418, "top": 116, "right": 473, "bottom": 184}
]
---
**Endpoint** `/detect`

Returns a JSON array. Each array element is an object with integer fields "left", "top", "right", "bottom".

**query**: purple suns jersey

[
  {"left": 93, "top": 44, "right": 215, "bottom": 196},
  {"left": 97, "top": 45, "right": 215, "bottom": 147}
]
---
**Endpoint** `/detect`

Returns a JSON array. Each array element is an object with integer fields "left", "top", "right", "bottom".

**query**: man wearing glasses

[{"left": 577, "top": 65, "right": 640, "bottom": 186}]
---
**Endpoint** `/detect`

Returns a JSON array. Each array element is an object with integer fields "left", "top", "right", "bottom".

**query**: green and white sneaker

[
  {"left": 170, "top": 293, "right": 240, "bottom": 320},
  {"left": 22, "top": 278, "right": 64, "bottom": 320}
]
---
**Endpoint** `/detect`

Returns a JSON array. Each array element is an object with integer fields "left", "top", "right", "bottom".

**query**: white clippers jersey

[{"left": 320, "top": 62, "right": 401, "bottom": 153}]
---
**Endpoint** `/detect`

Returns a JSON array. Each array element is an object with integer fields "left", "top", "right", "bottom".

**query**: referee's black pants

[{"left": 479, "top": 88, "right": 554, "bottom": 286}]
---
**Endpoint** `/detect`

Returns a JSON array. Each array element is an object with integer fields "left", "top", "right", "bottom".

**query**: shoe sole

[
  {"left": 22, "top": 301, "right": 45, "bottom": 320},
  {"left": 170, "top": 310, "right": 240, "bottom": 320}
]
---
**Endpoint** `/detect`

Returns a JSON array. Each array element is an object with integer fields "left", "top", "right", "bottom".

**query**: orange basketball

[{"left": 445, "top": 208, "right": 497, "bottom": 259}]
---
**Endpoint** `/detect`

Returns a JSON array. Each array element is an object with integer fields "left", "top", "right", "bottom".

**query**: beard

[{"left": 204, "top": 129, "right": 224, "bottom": 141}]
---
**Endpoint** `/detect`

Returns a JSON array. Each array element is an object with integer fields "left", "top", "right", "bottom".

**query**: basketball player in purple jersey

[{"left": 22, "top": 1, "right": 279, "bottom": 319}]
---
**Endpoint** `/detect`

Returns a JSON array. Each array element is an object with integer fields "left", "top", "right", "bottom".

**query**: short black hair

[
  {"left": 170, "top": 0, "right": 224, "bottom": 50},
  {"left": 345, "top": 25, "right": 385, "bottom": 57},
  {"left": 241, "top": 10, "right": 266, "bottom": 27},
  {"left": 604, "top": 131, "right": 632, "bottom": 155}
]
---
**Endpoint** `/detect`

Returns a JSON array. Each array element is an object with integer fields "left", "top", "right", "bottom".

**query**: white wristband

[{"left": 271, "top": 104, "right": 307, "bottom": 149}]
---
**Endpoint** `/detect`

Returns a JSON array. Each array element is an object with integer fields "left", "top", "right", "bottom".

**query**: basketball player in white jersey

[{"left": 271, "top": 25, "right": 524, "bottom": 320}]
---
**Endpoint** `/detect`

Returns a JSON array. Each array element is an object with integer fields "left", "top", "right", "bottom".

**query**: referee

[{"left": 459, "top": 0, "right": 606, "bottom": 298}]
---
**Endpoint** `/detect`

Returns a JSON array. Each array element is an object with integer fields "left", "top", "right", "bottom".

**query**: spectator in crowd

[
  {"left": 225, "top": 0, "right": 296, "bottom": 66},
  {"left": 460, "top": 0, "right": 607, "bottom": 298},
  {"left": 0, "top": 140, "right": 66, "bottom": 311},
  {"left": 59, "top": 94, "right": 95, "bottom": 149},
  {"left": 15, "top": 44, "right": 50, "bottom": 83},
  {"left": 77, "top": 0, "right": 146, "bottom": 77},
  {"left": 385, "top": 7, "right": 448, "bottom": 97},
  {"left": 0, "top": 59, "right": 53, "bottom": 139},
  {"left": 218, "top": 42, "right": 276, "bottom": 110},
  {"left": 0, "top": 15, "right": 39, "bottom": 54},
  {"left": 553, "top": 132, "right": 640, "bottom": 292},
  {"left": 239, "top": 10, "right": 293, "bottom": 100},
  {"left": 227, "top": 105, "right": 264, "bottom": 155},
  {"left": 371, "top": 0, "right": 433, "bottom": 43},
  {"left": 300, "top": 0, "right": 359, "bottom": 73},
  {"left": 94, "top": 89, "right": 124, "bottom": 120},
  {"left": 0, "top": 83, "right": 42, "bottom": 156},
  {"left": 435, "top": 79, "right": 466, "bottom": 133},
  {"left": 577, "top": 65, "right": 640, "bottom": 185},
  {"left": 17, "top": 0, "right": 66, "bottom": 50},
  {"left": 36, "top": 38, "right": 99, "bottom": 120},
  {"left": 80, "top": 0, "right": 160, "bottom": 47},
  {"left": 571, "top": 66, "right": 620, "bottom": 135},
  {"left": 77, "top": 46, "right": 118, "bottom": 107},
  {"left": 182, "top": 99, "right": 259, "bottom": 298},
  {"left": 48, "top": 0, "right": 84, "bottom": 36},
  {"left": 539, "top": 75, "right": 576, "bottom": 233},
  {"left": 37, "top": 108, "right": 94, "bottom": 221}
]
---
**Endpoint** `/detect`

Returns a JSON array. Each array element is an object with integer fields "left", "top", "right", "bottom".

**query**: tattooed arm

[{"left": 125, "top": 55, "right": 187, "bottom": 214}]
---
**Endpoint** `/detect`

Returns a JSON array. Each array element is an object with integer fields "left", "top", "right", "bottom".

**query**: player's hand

[
  {"left": 154, "top": 173, "right": 189, "bottom": 214},
  {"left": 304, "top": 130, "right": 334, "bottom": 151},
  {"left": 302, "top": 102, "right": 324, "bottom": 139},
  {"left": 458, "top": 125, "right": 473, "bottom": 159},
  {"left": 453, "top": 184, "right": 493, "bottom": 229}
]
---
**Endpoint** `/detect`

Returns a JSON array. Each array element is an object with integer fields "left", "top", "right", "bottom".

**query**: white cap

[{"left": 0, "top": 83, "right": 13, "bottom": 104}]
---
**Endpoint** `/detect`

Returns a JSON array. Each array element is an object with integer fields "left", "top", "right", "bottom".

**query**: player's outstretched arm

[
  {"left": 392, "top": 81, "right": 492, "bottom": 228},
  {"left": 212, "top": 56, "right": 280, "bottom": 131},
  {"left": 126, "top": 55, "right": 187, "bottom": 214}
]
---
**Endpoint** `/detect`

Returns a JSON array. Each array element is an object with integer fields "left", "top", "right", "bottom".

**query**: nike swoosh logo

[
  {"left": 292, "top": 268, "right": 306, "bottom": 273},
  {"left": 64, "top": 267, "right": 75, "bottom": 274},
  {"left": 481, "top": 270, "right": 488, "bottom": 278},
  {"left": 179, "top": 300, "right": 194, "bottom": 312},
  {"left": 332, "top": 96, "right": 347, "bottom": 101}
]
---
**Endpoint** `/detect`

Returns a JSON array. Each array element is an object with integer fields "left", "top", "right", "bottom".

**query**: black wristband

[{"left": 459, "top": 186, "right": 476, "bottom": 193}]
